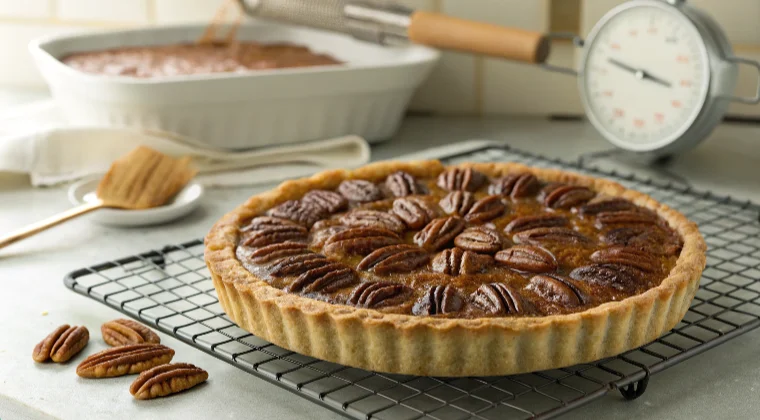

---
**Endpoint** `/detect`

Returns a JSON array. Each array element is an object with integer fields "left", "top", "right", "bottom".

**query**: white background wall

[{"left": 0, "top": 0, "right": 758, "bottom": 117}]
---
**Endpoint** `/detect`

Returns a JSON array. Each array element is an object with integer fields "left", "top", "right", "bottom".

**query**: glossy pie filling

[
  {"left": 61, "top": 42, "right": 342, "bottom": 78},
  {"left": 235, "top": 168, "right": 683, "bottom": 318}
]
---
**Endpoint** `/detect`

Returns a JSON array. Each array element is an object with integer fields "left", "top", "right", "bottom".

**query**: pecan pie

[{"left": 205, "top": 161, "right": 705, "bottom": 376}]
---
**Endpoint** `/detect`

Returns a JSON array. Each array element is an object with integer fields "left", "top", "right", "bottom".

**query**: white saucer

[{"left": 68, "top": 177, "right": 204, "bottom": 227}]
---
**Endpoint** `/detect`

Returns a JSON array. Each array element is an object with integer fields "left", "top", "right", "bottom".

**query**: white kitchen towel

[{"left": 0, "top": 100, "right": 371, "bottom": 187}]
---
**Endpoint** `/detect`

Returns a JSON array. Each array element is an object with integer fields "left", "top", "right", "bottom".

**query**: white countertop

[{"left": 2, "top": 113, "right": 760, "bottom": 420}]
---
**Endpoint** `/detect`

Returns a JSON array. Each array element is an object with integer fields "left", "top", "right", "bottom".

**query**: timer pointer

[{"left": 607, "top": 57, "right": 672, "bottom": 87}]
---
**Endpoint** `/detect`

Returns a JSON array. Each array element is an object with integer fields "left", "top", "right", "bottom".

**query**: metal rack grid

[{"left": 64, "top": 144, "right": 760, "bottom": 420}]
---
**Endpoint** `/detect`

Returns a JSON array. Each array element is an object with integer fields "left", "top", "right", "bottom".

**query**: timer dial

[{"left": 580, "top": 3, "right": 710, "bottom": 152}]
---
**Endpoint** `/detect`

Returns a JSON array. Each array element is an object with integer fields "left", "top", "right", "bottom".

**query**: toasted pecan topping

[
  {"left": 601, "top": 226, "right": 682, "bottom": 256},
  {"left": 241, "top": 216, "right": 299, "bottom": 232},
  {"left": 246, "top": 242, "right": 310, "bottom": 264},
  {"left": 357, "top": 244, "right": 429, "bottom": 275},
  {"left": 472, "top": 283, "right": 526, "bottom": 315},
  {"left": 544, "top": 185, "right": 595, "bottom": 209},
  {"left": 287, "top": 263, "right": 357, "bottom": 293},
  {"left": 235, "top": 165, "right": 684, "bottom": 319},
  {"left": 241, "top": 224, "right": 308, "bottom": 248},
  {"left": 102, "top": 319, "right": 160, "bottom": 347},
  {"left": 495, "top": 245, "right": 557, "bottom": 273},
  {"left": 579, "top": 198, "right": 638, "bottom": 216},
  {"left": 302, "top": 190, "right": 348, "bottom": 213},
  {"left": 269, "top": 254, "right": 329, "bottom": 277},
  {"left": 504, "top": 214, "right": 568, "bottom": 234},
  {"left": 386, "top": 171, "right": 424, "bottom": 197},
  {"left": 414, "top": 216, "right": 466, "bottom": 251},
  {"left": 569, "top": 264, "right": 643, "bottom": 293},
  {"left": 310, "top": 220, "right": 347, "bottom": 247},
  {"left": 267, "top": 200, "right": 326, "bottom": 227},
  {"left": 513, "top": 227, "right": 592, "bottom": 245},
  {"left": 488, "top": 173, "right": 540, "bottom": 198},
  {"left": 348, "top": 282, "right": 408, "bottom": 308},
  {"left": 590, "top": 246, "right": 658, "bottom": 273},
  {"left": 33, "top": 325, "right": 89, "bottom": 363},
  {"left": 130, "top": 363, "right": 208, "bottom": 400},
  {"left": 439, "top": 191, "right": 476, "bottom": 216},
  {"left": 464, "top": 195, "right": 506, "bottom": 223},
  {"left": 338, "top": 179, "right": 383, "bottom": 202},
  {"left": 413, "top": 285, "right": 463, "bottom": 315},
  {"left": 595, "top": 210, "right": 659, "bottom": 228},
  {"left": 454, "top": 226, "right": 503, "bottom": 254},
  {"left": 76, "top": 344, "right": 174, "bottom": 378},
  {"left": 323, "top": 227, "right": 401, "bottom": 256},
  {"left": 528, "top": 274, "right": 584, "bottom": 307},
  {"left": 437, "top": 167, "right": 486, "bottom": 192},
  {"left": 341, "top": 209, "right": 406, "bottom": 233},
  {"left": 392, "top": 197, "right": 440, "bottom": 229},
  {"left": 432, "top": 247, "right": 493, "bottom": 275}
]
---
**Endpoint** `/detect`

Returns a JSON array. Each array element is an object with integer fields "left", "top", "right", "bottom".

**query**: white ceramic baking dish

[{"left": 29, "top": 23, "right": 439, "bottom": 150}]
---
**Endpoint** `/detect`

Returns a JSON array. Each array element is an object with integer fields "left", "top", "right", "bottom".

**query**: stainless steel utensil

[{"left": 236, "top": 0, "right": 550, "bottom": 64}]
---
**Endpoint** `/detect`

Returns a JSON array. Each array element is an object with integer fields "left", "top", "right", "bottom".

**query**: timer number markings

[{"left": 583, "top": 6, "right": 707, "bottom": 145}]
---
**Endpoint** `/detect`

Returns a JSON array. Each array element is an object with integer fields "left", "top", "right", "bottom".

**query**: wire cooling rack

[{"left": 64, "top": 144, "right": 760, "bottom": 419}]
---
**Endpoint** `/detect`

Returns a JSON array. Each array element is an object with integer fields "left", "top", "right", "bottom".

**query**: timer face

[{"left": 580, "top": 3, "right": 710, "bottom": 151}]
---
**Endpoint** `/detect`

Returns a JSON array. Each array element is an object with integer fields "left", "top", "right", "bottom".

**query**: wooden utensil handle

[
  {"left": 0, "top": 201, "right": 105, "bottom": 250},
  {"left": 408, "top": 11, "right": 550, "bottom": 64}
]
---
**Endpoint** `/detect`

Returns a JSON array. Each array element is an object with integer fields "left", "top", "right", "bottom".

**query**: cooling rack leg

[{"left": 618, "top": 377, "right": 649, "bottom": 400}]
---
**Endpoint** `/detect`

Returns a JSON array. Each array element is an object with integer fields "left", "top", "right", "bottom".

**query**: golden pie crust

[{"left": 204, "top": 160, "right": 706, "bottom": 376}]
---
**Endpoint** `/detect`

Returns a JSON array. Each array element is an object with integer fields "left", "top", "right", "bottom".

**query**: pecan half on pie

[{"left": 205, "top": 161, "right": 706, "bottom": 376}]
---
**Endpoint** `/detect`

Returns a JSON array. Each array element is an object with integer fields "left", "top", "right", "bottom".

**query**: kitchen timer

[{"left": 545, "top": 0, "right": 760, "bottom": 156}]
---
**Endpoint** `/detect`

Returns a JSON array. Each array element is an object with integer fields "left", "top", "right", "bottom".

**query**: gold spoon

[{"left": 0, "top": 146, "right": 197, "bottom": 250}]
